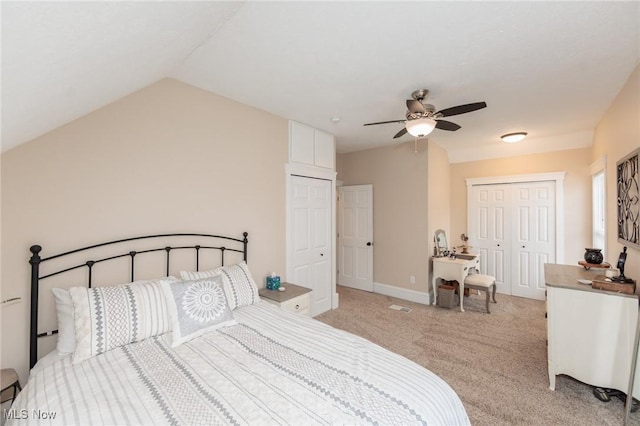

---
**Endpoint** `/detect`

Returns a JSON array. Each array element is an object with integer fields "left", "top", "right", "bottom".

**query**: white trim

[
  {"left": 590, "top": 156, "right": 607, "bottom": 175},
  {"left": 590, "top": 157, "right": 607, "bottom": 256},
  {"left": 285, "top": 163, "right": 339, "bottom": 313},
  {"left": 466, "top": 171, "right": 566, "bottom": 264},
  {"left": 373, "top": 282, "right": 431, "bottom": 305},
  {"left": 286, "top": 162, "right": 336, "bottom": 181},
  {"left": 466, "top": 172, "right": 566, "bottom": 187}
]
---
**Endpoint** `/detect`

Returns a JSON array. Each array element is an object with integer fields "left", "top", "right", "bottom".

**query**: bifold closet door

[
  {"left": 469, "top": 185, "right": 511, "bottom": 295},
  {"left": 511, "top": 182, "right": 555, "bottom": 300},
  {"left": 469, "top": 181, "right": 555, "bottom": 300}
]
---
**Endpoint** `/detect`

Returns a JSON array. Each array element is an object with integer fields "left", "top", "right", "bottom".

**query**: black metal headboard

[{"left": 28, "top": 232, "right": 248, "bottom": 369}]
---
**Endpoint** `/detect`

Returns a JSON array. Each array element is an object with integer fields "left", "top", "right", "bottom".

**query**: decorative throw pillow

[
  {"left": 162, "top": 275, "right": 236, "bottom": 347},
  {"left": 69, "top": 276, "right": 177, "bottom": 364},
  {"left": 180, "top": 268, "right": 233, "bottom": 305},
  {"left": 217, "top": 262, "right": 260, "bottom": 310},
  {"left": 52, "top": 288, "right": 75, "bottom": 354}
]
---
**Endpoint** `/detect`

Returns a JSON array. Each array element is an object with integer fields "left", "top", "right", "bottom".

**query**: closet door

[
  {"left": 469, "top": 180, "right": 556, "bottom": 300},
  {"left": 469, "top": 185, "right": 510, "bottom": 295},
  {"left": 289, "top": 175, "right": 333, "bottom": 316},
  {"left": 511, "top": 182, "right": 555, "bottom": 300}
]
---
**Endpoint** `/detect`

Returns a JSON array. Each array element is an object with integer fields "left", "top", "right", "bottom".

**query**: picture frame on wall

[{"left": 617, "top": 147, "right": 639, "bottom": 249}]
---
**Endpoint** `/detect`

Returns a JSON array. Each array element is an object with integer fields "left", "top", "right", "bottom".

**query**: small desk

[{"left": 432, "top": 254, "right": 480, "bottom": 312}]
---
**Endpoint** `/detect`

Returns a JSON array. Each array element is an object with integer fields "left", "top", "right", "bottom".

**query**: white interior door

[
  {"left": 468, "top": 180, "right": 556, "bottom": 300},
  {"left": 511, "top": 182, "right": 555, "bottom": 300},
  {"left": 289, "top": 175, "right": 332, "bottom": 316},
  {"left": 338, "top": 185, "right": 373, "bottom": 291}
]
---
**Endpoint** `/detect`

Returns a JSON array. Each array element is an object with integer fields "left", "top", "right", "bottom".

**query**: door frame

[
  {"left": 285, "top": 162, "right": 338, "bottom": 310},
  {"left": 466, "top": 171, "right": 566, "bottom": 264}
]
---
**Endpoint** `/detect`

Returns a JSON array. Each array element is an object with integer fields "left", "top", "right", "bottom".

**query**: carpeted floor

[{"left": 315, "top": 285, "right": 639, "bottom": 425}]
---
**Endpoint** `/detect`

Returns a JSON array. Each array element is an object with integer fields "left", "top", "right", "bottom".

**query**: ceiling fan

[{"left": 363, "top": 89, "right": 487, "bottom": 139}]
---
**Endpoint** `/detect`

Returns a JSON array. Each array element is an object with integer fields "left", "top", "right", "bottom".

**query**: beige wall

[
  {"left": 337, "top": 140, "right": 429, "bottom": 293},
  {"left": 450, "top": 148, "right": 592, "bottom": 263},
  {"left": 592, "top": 64, "right": 640, "bottom": 281},
  {"left": 427, "top": 142, "right": 451, "bottom": 253},
  {"left": 1, "top": 78, "right": 288, "bottom": 381}
]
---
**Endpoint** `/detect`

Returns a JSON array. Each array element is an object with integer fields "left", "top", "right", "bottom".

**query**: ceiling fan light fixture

[
  {"left": 406, "top": 117, "right": 436, "bottom": 138},
  {"left": 501, "top": 132, "right": 528, "bottom": 143}
]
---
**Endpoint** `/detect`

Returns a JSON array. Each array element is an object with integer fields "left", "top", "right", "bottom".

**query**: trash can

[{"left": 437, "top": 284, "right": 458, "bottom": 309}]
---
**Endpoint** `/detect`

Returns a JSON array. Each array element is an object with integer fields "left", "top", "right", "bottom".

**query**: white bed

[
  {"left": 10, "top": 301, "right": 469, "bottom": 425},
  {"left": 14, "top": 233, "right": 469, "bottom": 425}
]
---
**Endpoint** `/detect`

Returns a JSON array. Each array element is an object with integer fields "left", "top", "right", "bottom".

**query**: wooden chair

[{"left": 463, "top": 274, "right": 497, "bottom": 313}]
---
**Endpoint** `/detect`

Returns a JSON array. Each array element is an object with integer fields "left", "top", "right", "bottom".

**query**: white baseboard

[{"left": 373, "top": 282, "right": 432, "bottom": 305}]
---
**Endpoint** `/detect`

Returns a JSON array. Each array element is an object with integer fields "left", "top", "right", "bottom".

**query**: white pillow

[
  {"left": 70, "top": 276, "right": 178, "bottom": 364},
  {"left": 181, "top": 262, "right": 259, "bottom": 310},
  {"left": 180, "top": 268, "right": 218, "bottom": 281},
  {"left": 52, "top": 288, "right": 75, "bottom": 354},
  {"left": 217, "top": 262, "right": 260, "bottom": 310},
  {"left": 162, "top": 275, "right": 236, "bottom": 347}
]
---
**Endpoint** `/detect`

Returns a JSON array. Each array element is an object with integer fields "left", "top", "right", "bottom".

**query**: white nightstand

[{"left": 259, "top": 283, "right": 312, "bottom": 316}]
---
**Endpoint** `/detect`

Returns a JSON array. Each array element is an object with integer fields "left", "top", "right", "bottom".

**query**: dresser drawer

[{"left": 280, "top": 294, "right": 310, "bottom": 315}]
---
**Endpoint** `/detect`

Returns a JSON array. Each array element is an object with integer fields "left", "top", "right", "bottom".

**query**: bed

[{"left": 8, "top": 232, "right": 469, "bottom": 425}]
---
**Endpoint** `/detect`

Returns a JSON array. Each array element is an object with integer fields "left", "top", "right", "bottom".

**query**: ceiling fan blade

[
  {"left": 435, "top": 119, "right": 461, "bottom": 131},
  {"left": 393, "top": 128, "right": 408, "bottom": 139},
  {"left": 406, "top": 99, "right": 425, "bottom": 114},
  {"left": 363, "top": 119, "right": 405, "bottom": 126},
  {"left": 437, "top": 101, "right": 487, "bottom": 117}
]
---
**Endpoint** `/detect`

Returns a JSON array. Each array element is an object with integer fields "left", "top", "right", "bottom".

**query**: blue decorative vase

[{"left": 584, "top": 248, "right": 603, "bottom": 264}]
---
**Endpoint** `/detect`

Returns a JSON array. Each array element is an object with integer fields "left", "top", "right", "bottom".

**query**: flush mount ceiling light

[
  {"left": 501, "top": 132, "right": 528, "bottom": 143},
  {"left": 406, "top": 117, "right": 437, "bottom": 138}
]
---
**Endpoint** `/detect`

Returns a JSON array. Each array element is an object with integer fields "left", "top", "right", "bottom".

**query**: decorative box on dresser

[
  {"left": 545, "top": 263, "right": 640, "bottom": 401},
  {"left": 259, "top": 283, "right": 312, "bottom": 317}
]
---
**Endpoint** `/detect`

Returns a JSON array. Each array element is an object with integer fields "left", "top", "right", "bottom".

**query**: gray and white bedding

[{"left": 9, "top": 301, "right": 469, "bottom": 425}]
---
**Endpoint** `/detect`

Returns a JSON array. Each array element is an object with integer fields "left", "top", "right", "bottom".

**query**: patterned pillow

[
  {"left": 162, "top": 275, "right": 236, "bottom": 347},
  {"left": 69, "top": 277, "right": 177, "bottom": 364},
  {"left": 180, "top": 268, "right": 233, "bottom": 306},
  {"left": 217, "top": 262, "right": 260, "bottom": 310}
]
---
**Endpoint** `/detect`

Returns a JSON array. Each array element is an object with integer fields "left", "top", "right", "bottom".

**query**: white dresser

[
  {"left": 545, "top": 263, "right": 640, "bottom": 398},
  {"left": 432, "top": 254, "right": 480, "bottom": 311}
]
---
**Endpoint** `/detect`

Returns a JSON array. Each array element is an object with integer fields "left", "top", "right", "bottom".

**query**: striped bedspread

[{"left": 8, "top": 302, "right": 469, "bottom": 425}]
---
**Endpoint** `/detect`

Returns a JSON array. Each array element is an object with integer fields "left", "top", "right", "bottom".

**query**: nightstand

[
  {"left": 259, "top": 283, "right": 312, "bottom": 316},
  {"left": 1, "top": 368, "right": 21, "bottom": 404}
]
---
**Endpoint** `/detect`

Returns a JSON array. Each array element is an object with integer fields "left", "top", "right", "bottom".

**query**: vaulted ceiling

[{"left": 2, "top": 2, "right": 639, "bottom": 162}]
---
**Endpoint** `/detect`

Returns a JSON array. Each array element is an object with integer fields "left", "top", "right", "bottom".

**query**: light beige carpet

[{"left": 315, "top": 285, "right": 639, "bottom": 426}]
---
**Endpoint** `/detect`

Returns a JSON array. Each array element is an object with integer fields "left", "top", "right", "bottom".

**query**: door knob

[
  {"left": 367, "top": 242, "right": 372, "bottom": 246},
  {"left": 497, "top": 244, "right": 500, "bottom": 247},
  {"left": 320, "top": 253, "right": 324, "bottom": 256}
]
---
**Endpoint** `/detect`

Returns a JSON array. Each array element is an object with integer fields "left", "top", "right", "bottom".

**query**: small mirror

[{"left": 434, "top": 229, "right": 447, "bottom": 256}]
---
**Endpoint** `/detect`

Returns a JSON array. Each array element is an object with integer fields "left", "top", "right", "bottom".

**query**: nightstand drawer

[
  {"left": 280, "top": 293, "right": 310, "bottom": 314},
  {"left": 259, "top": 282, "right": 312, "bottom": 316}
]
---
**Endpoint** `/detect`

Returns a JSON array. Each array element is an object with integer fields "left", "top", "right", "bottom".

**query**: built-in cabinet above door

[
  {"left": 289, "top": 121, "right": 335, "bottom": 169},
  {"left": 286, "top": 120, "right": 338, "bottom": 316}
]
